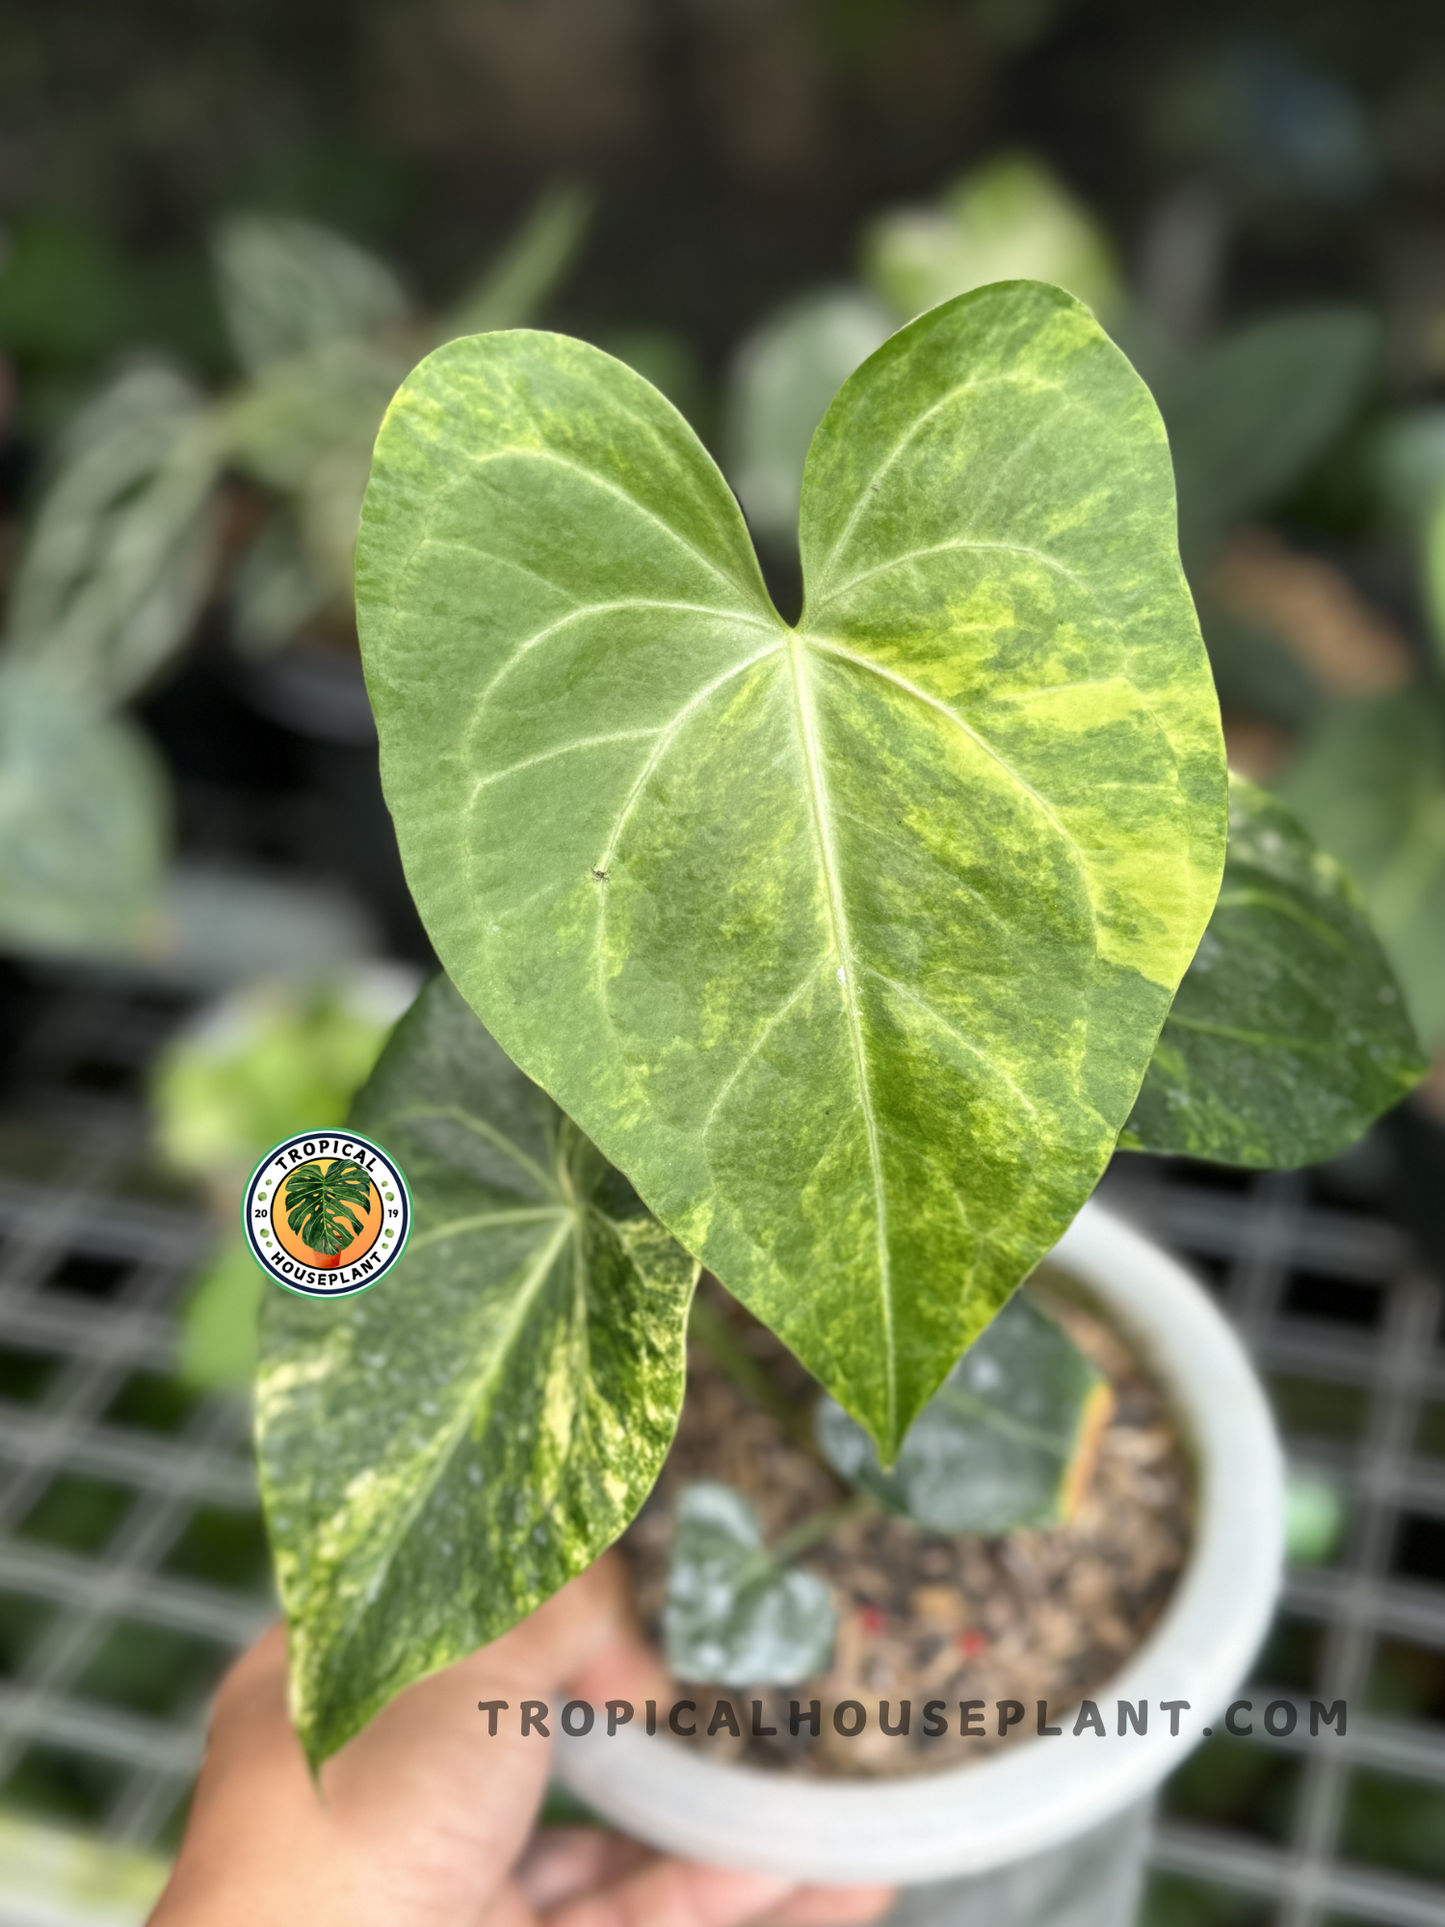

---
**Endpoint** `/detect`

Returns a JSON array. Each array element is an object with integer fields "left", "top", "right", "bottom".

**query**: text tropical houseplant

[{"left": 255, "top": 280, "right": 1424, "bottom": 1768}]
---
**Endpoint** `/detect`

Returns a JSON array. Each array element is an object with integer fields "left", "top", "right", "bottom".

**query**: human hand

[{"left": 148, "top": 1552, "right": 895, "bottom": 1927}]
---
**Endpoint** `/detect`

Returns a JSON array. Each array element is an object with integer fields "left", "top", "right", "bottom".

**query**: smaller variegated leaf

[
  {"left": 815, "top": 1293, "right": 1109, "bottom": 1534},
  {"left": 664, "top": 1483, "right": 836, "bottom": 1687},
  {"left": 257, "top": 974, "right": 697, "bottom": 1764},
  {"left": 1123, "top": 774, "right": 1426, "bottom": 1163}
]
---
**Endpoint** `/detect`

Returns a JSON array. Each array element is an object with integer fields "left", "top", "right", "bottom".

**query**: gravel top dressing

[{"left": 625, "top": 1270, "right": 1193, "bottom": 1778}]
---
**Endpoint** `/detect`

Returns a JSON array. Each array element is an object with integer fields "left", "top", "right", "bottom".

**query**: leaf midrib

[{"left": 784, "top": 629, "right": 895, "bottom": 1445}]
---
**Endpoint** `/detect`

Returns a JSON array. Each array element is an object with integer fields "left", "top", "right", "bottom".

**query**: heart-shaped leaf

[
  {"left": 1280, "top": 690, "right": 1445, "bottom": 1052},
  {"left": 1124, "top": 774, "right": 1426, "bottom": 1163},
  {"left": 815, "top": 1292, "right": 1109, "bottom": 1535},
  {"left": 664, "top": 1482, "right": 836, "bottom": 1686},
  {"left": 356, "top": 285, "right": 1226, "bottom": 1459},
  {"left": 256, "top": 975, "right": 696, "bottom": 1764}
]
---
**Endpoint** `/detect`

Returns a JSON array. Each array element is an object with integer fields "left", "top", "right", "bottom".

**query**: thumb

[{"left": 320, "top": 1551, "right": 649, "bottom": 1826}]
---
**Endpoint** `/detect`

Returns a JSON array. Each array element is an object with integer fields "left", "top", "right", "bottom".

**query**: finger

[
  {"left": 759, "top": 1884, "right": 897, "bottom": 1927},
  {"left": 150, "top": 1625, "right": 339, "bottom": 1925},
  {"left": 514, "top": 1828, "right": 653, "bottom": 1908},
  {"left": 546, "top": 1858, "right": 796, "bottom": 1927},
  {"left": 320, "top": 1554, "right": 638, "bottom": 1826}
]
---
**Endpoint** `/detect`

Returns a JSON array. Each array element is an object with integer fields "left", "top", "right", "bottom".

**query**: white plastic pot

[{"left": 557, "top": 1199, "right": 1285, "bottom": 1893}]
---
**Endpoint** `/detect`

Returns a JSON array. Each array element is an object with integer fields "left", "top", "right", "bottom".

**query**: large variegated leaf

[
  {"left": 1280, "top": 691, "right": 1445, "bottom": 1051},
  {"left": 356, "top": 285, "right": 1226, "bottom": 1459},
  {"left": 1125, "top": 775, "right": 1425, "bottom": 1163},
  {"left": 256, "top": 976, "right": 696, "bottom": 1764}
]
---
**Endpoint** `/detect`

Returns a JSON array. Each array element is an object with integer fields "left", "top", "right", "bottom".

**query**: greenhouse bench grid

[{"left": 0, "top": 969, "right": 1438, "bottom": 1927}]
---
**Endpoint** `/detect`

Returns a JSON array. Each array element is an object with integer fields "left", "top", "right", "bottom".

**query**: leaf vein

[{"left": 785, "top": 631, "right": 896, "bottom": 1445}]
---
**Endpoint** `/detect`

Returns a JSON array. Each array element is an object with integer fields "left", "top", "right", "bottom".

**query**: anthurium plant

[{"left": 256, "top": 281, "right": 1424, "bottom": 1766}]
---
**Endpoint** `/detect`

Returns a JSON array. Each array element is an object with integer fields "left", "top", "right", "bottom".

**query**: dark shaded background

[{"left": 4, "top": 0, "right": 1445, "bottom": 413}]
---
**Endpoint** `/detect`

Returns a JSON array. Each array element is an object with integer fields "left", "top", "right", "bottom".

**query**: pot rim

[{"left": 555, "top": 1198, "right": 1285, "bottom": 1883}]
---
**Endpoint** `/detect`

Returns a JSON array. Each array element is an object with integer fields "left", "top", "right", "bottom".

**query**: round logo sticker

[{"left": 242, "top": 1131, "right": 411, "bottom": 1298}]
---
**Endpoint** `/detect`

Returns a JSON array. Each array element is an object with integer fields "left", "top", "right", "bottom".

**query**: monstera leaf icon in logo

[
  {"left": 243, "top": 1130, "right": 411, "bottom": 1297},
  {"left": 284, "top": 1159, "right": 374, "bottom": 1267}
]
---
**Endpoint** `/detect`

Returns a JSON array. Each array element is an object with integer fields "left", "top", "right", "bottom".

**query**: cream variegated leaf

[
  {"left": 256, "top": 976, "right": 696, "bottom": 1764},
  {"left": 356, "top": 284, "right": 1227, "bottom": 1459}
]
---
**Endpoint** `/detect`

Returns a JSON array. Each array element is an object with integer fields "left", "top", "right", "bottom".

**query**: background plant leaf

[
  {"left": 356, "top": 287, "right": 1226, "bottom": 1461},
  {"left": 663, "top": 1482, "right": 836, "bottom": 1686},
  {"left": 860, "top": 155, "right": 1120, "bottom": 324},
  {"left": 1153, "top": 308, "right": 1380, "bottom": 567},
  {"left": 0, "top": 667, "right": 167, "bottom": 956},
  {"left": 256, "top": 974, "right": 696, "bottom": 1764},
  {"left": 5, "top": 363, "right": 222, "bottom": 703},
  {"left": 1123, "top": 774, "right": 1426, "bottom": 1164},
  {"left": 723, "top": 286, "right": 893, "bottom": 552},
  {"left": 815, "top": 1292, "right": 1109, "bottom": 1534},
  {"left": 441, "top": 182, "right": 593, "bottom": 341},
  {"left": 212, "top": 214, "right": 409, "bottom": 373},
  {"left": 1279, "top": 690, "right": 1445, "bottom": 1052}
]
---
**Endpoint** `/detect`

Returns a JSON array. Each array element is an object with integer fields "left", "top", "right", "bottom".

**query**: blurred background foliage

[
  {"left": 1, "top": 3, "right": 1445, "bottom": 1914},
  {"left": 2, "top": 0, "right": 1445, "bottom": 1238}
]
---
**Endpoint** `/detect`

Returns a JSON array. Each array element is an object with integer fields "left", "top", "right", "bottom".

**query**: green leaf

[
  {"left": 724, "top": 287, "right": 893, "bottom": 550},
  {"left": 229, "top": 513, "right": 330, "bottom": 655},
  {"left": 861, "top": 155, "right": 1120, "bottom": 325},
  {"left": 282, "top": 1158, "right": 373, "bottom": 1257},
  {"left": 1124, "top": 774, "right": 1426, "bottom": 1164},
  {"left": 213, "top": 214, "right": 409, "bottom": 373},
  {"left": 223, "top": 337, "right": 407, "bottom": 612},
  {"left": 151, "top": 975, "right": 403, "bottom": 1181},
  {"left": 224, "top": 337, "right": 406, "bottom": 495},
  {"left": 815, "top": 1292, "right": 1110, "bottom": 1534},
  {"left": 1154, "top": 308, "right": 1379, "bottom": 565},
  {"left": 6, "top": 364, "right": 222, "bottom": 703},
  {"left": 179, "top": 1234, "right": 264, "bottom": 1391},
  {"left": 0, "top": 667, "right": 167, "bottom": 956},
  {"left": 663, "top": 1483, "right": 836, "bottom": 1686},
  {"left": 255, "top": 975, "right": 696, "bottom": 1763},
  {"left": 356, "top": 286, "right": 1226, "bottom": 1460},
  {"left": 1280, "top": 691, "right": 1445, "bottom": 1052},
  {"left": 441, "top": 183, "right": 592, "bottom": 341}
]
